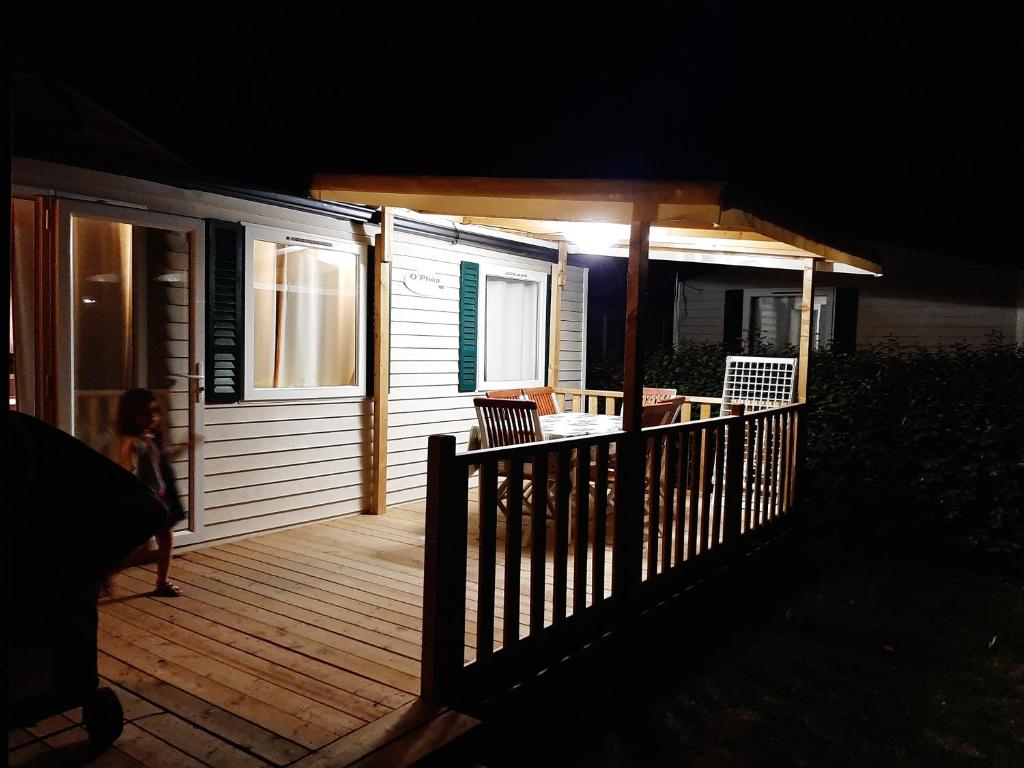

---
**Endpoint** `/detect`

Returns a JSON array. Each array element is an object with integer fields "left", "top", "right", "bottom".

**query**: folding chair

[
  {"left": 591, "top": 396, "right": 685, "bottom": 531},
  {"left": 473, "top": 397, "right": 556, "bottom": 545},
  {"left": 484, "top": 388, "right": 525, "bottom": 400},
  {"left": 642, "top": 387, "right": 678, "bottom": 406},
  {"left": 523, "top": 386, "right": 561, "bottom": 416}
]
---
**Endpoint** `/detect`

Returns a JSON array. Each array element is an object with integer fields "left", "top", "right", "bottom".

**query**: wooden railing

[
  {"left": 553, "top": 387, "right": 622, "bottom": 415},
  {"left": 421, "top": 402, "right": 806, "bottom": 704},
  {"left": 553, "top": 387, "right": 726, "bottom": 420}
]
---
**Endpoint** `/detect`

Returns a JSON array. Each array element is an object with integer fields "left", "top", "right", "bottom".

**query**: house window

[
  {"left": 743, "top": 289, "right": 835, "bottom": 352},
  {"left": 244, "top": 226, "right": 366, "bottom": 399},
  {"left": 478, "top": 264, "right": 548, "bottom": 389}
]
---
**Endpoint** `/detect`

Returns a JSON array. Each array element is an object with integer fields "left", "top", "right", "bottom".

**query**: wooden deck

[
  {"left": 7, "top": 501, "right": 484, "bottom": 768},
  {"left": 8, "top": 445, "right": 780, "bottom": 768}
]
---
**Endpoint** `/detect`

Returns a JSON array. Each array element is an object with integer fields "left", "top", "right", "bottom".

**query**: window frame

[
  {"left": 476, "top": 262, "right": 549, "bottom": 391},
  {"left": 243, "top": 224, "right": 367, "bottom": 401},
  {"left": 741, "top": 287, "right": 836, "bottom": 353}
]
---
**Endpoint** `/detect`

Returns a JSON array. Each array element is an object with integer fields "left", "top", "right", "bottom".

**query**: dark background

[{"left": 10, "top": 0, "right": 1023, "bottom": 267}]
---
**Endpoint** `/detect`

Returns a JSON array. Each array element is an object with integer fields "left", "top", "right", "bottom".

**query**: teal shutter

[
  {"left": 458, "top": 262, "right": 479, "bottom": 392},
  {"left": 205, "top": 220, "right": 244, "bottom": 403}
]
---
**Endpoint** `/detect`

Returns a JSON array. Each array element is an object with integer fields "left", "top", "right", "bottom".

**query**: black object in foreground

[{"left": 7, "top": 412, "right": 169, "bottom": 748}]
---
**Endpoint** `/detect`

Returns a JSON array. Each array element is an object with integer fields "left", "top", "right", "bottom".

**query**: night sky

[{"left": 10, "top": 1, "right": 1022, "bottom": 265}]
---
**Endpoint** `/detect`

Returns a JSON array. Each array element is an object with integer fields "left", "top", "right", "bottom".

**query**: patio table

[
  {"left": 468, "top": 412, "right": 622, "bottom": 451},
  {"left": 538, "top": 412, "right": 622, "bottom": 440}
]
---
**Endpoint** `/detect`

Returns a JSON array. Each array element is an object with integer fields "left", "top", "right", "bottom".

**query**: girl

[{"left": 115, "top": 388, "right": 186, "bottom": 596}]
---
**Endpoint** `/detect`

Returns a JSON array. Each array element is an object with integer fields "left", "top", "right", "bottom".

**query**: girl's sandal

[{"left": 153, "top": 581, "right": 182, "bottom": 597}]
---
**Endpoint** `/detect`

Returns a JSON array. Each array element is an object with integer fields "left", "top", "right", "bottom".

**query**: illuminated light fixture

[
  {"left": 87, "top": 273, "right": 121, "bottom": 283},
  {"left": 558, "top": 222, "right": 629, "bottom": 252},
  {"left": 82, "top": 297, "right": 97, "bottom": 304}
]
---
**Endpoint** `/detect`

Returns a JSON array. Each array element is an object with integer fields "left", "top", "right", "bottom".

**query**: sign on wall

[{"left": 403, "top": 271, "right": 446, "bottom": 296}]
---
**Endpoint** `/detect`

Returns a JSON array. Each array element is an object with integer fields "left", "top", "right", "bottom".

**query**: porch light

[{"left": 559, "top": 221, "right": 629, "bottom": 252}]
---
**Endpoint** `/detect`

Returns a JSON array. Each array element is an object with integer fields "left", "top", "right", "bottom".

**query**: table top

[
  {"left": 540, "top": 412, "right": 622, "bottom": 440},
  {"left": 468, "top": 411, "right": 623, "bottom": 451}
]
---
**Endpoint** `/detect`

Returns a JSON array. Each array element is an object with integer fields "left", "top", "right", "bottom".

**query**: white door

[{"left": 56, "top": 200, "right": 206, "bottom": 545}]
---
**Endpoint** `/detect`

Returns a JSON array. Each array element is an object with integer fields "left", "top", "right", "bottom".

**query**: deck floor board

[{"left": 11, "top": 497, "right": 637, "bottom": 767}]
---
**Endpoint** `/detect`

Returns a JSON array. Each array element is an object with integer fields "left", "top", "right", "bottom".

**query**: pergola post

[
  {"left": 613, "top": 204, "right": 653, "bottom": 599},
  {"left": 797, "top": 258, "right": 816, "bottom": 402},
  {"left": 371, "top": 207, "right": 393, "bottom": 515},
  {"left": 621, "top": 209, "right": 653, "bottom": 432},
  {"left": 547, "top": 241, "right": 567, "bottom": 388}
]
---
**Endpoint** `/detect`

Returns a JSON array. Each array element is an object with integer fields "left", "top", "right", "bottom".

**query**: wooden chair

[
  {"left": 522, "top": 386, "right": 561, "bottom": 416},
  {"left": 485, "top": 388, "right": 524, "bottom": 400},
  {"left": 473, "top": 398, "right": 555, "bottom": 544},
  {"left": 642, "top": 387, "right": 678, "bottom": 406},
  {"left": 642, "top": 396, "right": 685, "bottom": 427},
  {"left": 591, "top": 397, "right": 686, "bottom": 525}
]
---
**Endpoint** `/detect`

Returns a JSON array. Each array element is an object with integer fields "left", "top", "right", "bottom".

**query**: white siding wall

[
  {"left": 557, "top": 269, "right": 588, "bottom": 389},
  {"left": 202, "top": 399, "right": 372, "bottom": 541},
  {"left": 385, "top": 235, "right": 588, "bottom": 506},
  {"left": 673, "top": 249, "right": 1018, "bottom": 350},
  {"left": 856, "top": 295, "right": 1017, "bottom": 346}
]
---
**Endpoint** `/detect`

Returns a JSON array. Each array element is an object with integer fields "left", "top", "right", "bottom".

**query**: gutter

[{"left": 389, "top": 215, "right": 559, "bottom": 263}]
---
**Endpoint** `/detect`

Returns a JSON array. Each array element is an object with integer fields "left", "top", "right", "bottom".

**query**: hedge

[{"left": 588, "top": 336, "right": 1024, "bottom": 555}]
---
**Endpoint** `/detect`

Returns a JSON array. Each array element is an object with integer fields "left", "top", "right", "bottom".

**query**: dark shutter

[
  {"left": 723, "top": 289, "right": 744, "bottom": 354},
  {"left": 458, "top": 261, "right": 479, "bottom": 392},
  {"left": 833, "top": 287, "right": 859, "bottom": 354},
  {"left": 205, "top": 220, "right": 244, "bottom": 403},
  {"left": 544, "top": 274, "right": 552, "bottom": 384}
]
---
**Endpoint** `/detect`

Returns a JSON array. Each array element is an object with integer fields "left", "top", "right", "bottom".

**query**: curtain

[
  {"left": 484, "top": 276, "right": 539, "bottom": 382},
  {"left": 253, "top": 242, "right": 356, "bottom": 389},
  {"left": 11, "top": 199, "right": 35, "bottom": 415}
]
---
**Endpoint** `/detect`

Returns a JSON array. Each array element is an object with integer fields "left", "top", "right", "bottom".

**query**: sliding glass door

[{"left": 58, "top": 201, "right": 206, "bottom": 543}]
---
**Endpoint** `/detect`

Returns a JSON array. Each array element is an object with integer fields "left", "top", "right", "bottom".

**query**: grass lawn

[{"left": 424, "top": 529, "right": 1024, "bottom": 767}]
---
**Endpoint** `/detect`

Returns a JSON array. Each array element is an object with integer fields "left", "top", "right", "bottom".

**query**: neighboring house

[
  {"left": 10, "top": 158, "right": 587, "bottom": 546},
  {"left": 671, "top": 247, "right": 1023, "bottom": 352}
]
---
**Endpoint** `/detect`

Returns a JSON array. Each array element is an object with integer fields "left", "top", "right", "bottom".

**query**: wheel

[{"left": 82, "top": 686, "right": 124, "bottom": 748}]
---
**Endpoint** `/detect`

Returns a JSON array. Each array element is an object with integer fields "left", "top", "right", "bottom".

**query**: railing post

[
  {"left": 421, "top": 434, "right": 467, "bottom": 702},
  {"left": 723, "top": 404, "right": 746, "bottom": 543},
  {"left": 612, "top": 431, "right": 645, "bottom": 600},
  {"left": 793, "top": 405, "right": 808, "bottom": 513}
]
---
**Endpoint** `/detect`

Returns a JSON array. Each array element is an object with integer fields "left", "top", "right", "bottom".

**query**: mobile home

[{"left": 10, "top": 158, "right": 588, "bottom": 546}]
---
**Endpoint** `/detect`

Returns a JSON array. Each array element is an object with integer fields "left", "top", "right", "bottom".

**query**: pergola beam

[{"left": 310, "top": 175, "right": 880, "bottom": 275}]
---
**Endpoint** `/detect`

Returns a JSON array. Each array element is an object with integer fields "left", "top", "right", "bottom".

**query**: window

[
  {"left": 743, "top": 288, "right": 835, "bottom": 353},
  {"left": 244, "top": 226, "right": 366, "bottom": 399},
  {"left": 477, "top": 264, "right": 548, "bottom": 390}
]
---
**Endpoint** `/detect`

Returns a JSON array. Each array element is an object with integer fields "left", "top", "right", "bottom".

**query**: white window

[
  {"left": 742, "top": 288, "right": 835, "bottom": 352},
  {"left": 244, "top": 225, "right": 366, "bottom": 400},
  {"left": 478, "top": 264, "right": 548, "bottom": 390}
]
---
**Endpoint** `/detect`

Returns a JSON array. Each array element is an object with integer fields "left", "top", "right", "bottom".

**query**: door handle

[{"left": 189, "top": 363, "right": 204, "bottom": 404}]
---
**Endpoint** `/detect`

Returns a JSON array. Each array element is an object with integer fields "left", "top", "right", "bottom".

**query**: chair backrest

[
  {"left": 485, "top": 388, "right": 524, "bottom": 400},
  {"left": 522, "top": 386, "right": 560, "bottom": 416},
  {"left": 641, "top": 396, "right": 685, "bottom": 428},
  {"left": 474, "top": 397, "right": 543, "bottom": 448},
  {"left": 642, "top": 387, "right": 678, "bottom": 406}
]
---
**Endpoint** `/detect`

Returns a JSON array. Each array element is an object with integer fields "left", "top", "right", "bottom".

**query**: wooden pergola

[{"left": 310, "top": 175, "right": 882, "bottom": 515}]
